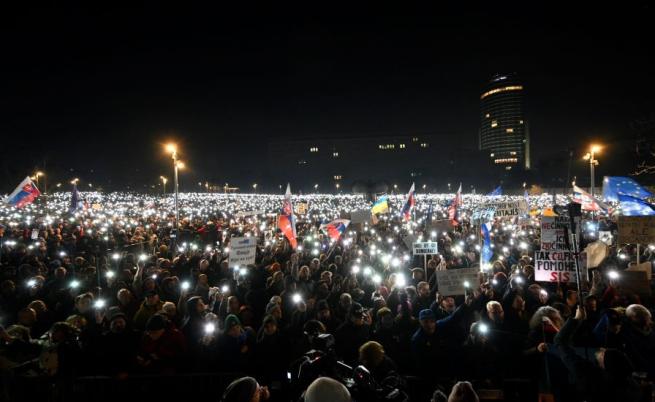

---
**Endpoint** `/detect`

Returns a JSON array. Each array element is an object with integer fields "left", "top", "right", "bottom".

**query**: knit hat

[
  {"left": 224, "top": 314, "right": 241, "bottom": 332},
  {"left": 145, "top": 314, "right": 167, "bottom": 331},
  {"left": 221, "top": 376, "right": 258, "bottom": 402},
  {"left": 419, "top": 309, "right": 436, "bottom": 321}
]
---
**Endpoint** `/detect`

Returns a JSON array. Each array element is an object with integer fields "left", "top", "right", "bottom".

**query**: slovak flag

[
  {"left": 401, "top": 182, "right": 416, "bottom": 221},
  {"left": 5, "top": 177, "right": 41, "bottom": 208},
  {"left": 277, "top": 184, "right": 297, "bottom": 248},
  {"left": 447, "top": 183, "right": 462, "bottom": 225},
  {"left": 572, "top": 185, "right": 608, "bottom": 212},
  {"left": 320, "top": 219, "right": 351, "bottom": 242}
]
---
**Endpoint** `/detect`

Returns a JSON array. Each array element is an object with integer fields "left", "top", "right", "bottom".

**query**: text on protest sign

[
  {"left": 617, "top": 216, "right": 655, "bottom": 245},
  {"left": 485, "top": 200, "right": 528, "bottom": 218},
  {"left": 413, "top": 241, "right": 438, "bottom": 255},
  {"left": 540, "top": 216, "right": 570, "bottom": 251},
  {"left": 435, "top": 268, "right": 479, "bottom": 296},
  {"left": 534, "top": 250, "right": 586, "bottom": 283},
  {"left": 228, "top": 236, "right": 257, "bottom": 268}
]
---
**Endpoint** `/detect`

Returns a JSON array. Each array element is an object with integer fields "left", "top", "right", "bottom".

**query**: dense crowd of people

[{"left": 0, "top": 191, "right": 654, "bottom": 402}]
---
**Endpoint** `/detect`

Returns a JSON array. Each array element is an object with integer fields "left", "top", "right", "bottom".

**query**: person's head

[
  {"left": 486, "top": 301, "right": 504, "bottom": 324},
  {"left": 117, "top": 288, "right": 133, "bottom": 305},
  {"left": 28, "top": 300, "right": 47, "bottom": 315},
  {"left": 350, "top": 303, "right": 365, "bottom": 326},
  {"left": 340, "top": 293, "right": 352, "bottom": 310},
  {"left": 359, "top": 341, "right": 385, "bottom": 368},
  {"left": 224, "top": 314, "right": 242, "bottom": 338},
  {"left": 266, "top": 302, "right": 282, "bottom": 320},
  {"left": 511, "top": 293, "right": 525, "bottom": 312},
  {"left": 530, "top": 306, "right": 563, "bottom": 331},
  {"left": 440, "top": 296, "right": 456, "bottom": 313},
  {"left": 566, "top": 290, "right": 578, "bottom": 306},
  {"left": 377, "top": 307, "right": 394, "bottom": 329},
  {"left": 304, "top": 377, "right": 351, "bottom": 402},
  {"left": 144, "top": 291, "right": 160, "bottom": 306},
  {"left": 109, "top": 313, "right": 127, "bottom": 333},
  {"left": 17, "top": 307, "right": 37, "bottom": 327},
  {"left": 221, "top": 376, "right": 269, "bottom": 402},
  {"left": 584, "top": 295, "right": 598, "bottom": 313},
  {"left": 299, "top": 265, "right": 310, "bottom": 280},
  {"left": 447, "top": 381, "right": 479, "bottom": 402},
  {"left": 145, "top": 314, "right": 167, "bottom": 340},
  {"left": 75, "top": 293, "right": 94, "bottom": 314},
  {"left": 316, "top": 300, "right": 331, "bottom": 321},
  {"left": 626, "top": 304, "right": 653, "bottom": 335},
  {"left": 417, "top": 281, "right": 430, "bottom": 298},
  {"left": 262, "top": 315, "right": 278, "bottom": 336},
  {"left": 228, "top": 296, "right": 240, "bottom": 314},
  {"left": 161, "top": 301, "right": 177, "bottom": 320},
  {"left": 419, "top": 309, "right": 437, "bottom": 335}
]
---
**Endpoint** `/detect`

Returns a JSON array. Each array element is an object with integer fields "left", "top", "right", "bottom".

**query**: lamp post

[
  {"left": 160, "top": 176, "right": 168, "bottom": 194},
  {"left": 252, "top": 183, "right": 257, "bottom": 193},
  {"left": 166, "top": 144, "right": 184, "bottom": 231},
  {"left": 583, "top": 144, "right": 601, "bottom": 219}
]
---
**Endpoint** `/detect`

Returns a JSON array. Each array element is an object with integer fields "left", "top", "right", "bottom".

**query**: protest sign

[
  {"left": 235, "top": 210, "right": 265, "bottom": 218},
  {"left": 350, "top": 209, "right": 372, "bottom": 224},
  {"left": 598, "top": 231, "right": 613, "bottom": 246},
  {"left": 488, "top": 200, "right": 528, "bottom": 218},
  {"left": 435, "top": 268, "right": 479, "bottom": 296},
  {"left": 228, "top": 236, "right": 257, "bottom": 268},
  {"left": 540, "top": 216, "right": 569, "bottom": 251},
  {"left": 534, "top": 250, "right": 586, "bottom": 283},
  {"left": 413, "top": 241, "right": 438, "bottom": 255},
  {"left": 617, "top": 216, "right": 655, "bottom": 245},
  {"left": 295, "top": 202, "right": 309, "bottom": 215}
]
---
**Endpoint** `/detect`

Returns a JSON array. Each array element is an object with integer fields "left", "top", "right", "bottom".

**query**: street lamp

[
  {"left": 33, "top": 171, "right": 45, "bottom": 193},
  {"left": 160, "top": 176, "right": 168, "bottom": 194},
  {"left": 252, "top": 183, "right": 257, "bottom": 192},
  {"left": 70, "top": 178, "right": 79, "bottom": 185},
  {"left": 314, "top": 184, "right": 319, "bottom": 192},
  {"left": 165, "top": 143, "right": 184, "bottom": 232},
  {"left": 583, "top": 144, "right": 601, "bottom": 219}
]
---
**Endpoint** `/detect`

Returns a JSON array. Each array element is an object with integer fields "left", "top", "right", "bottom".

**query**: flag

[
  {"left": 5, "top": 177, "right": 40, "bottom": 208},
  {"left": 447, "top": 183, "right": 462, "bottom": 225},
  {"left": 602, "top": 176, "right": 652, "bottom": 202},
  {"left": 320, "top": 219, "right": 351, "bottom": 241},
  {"left": 480, "top": 222, "right": 493, "bottom": 267},
  {"left": 524, "top": 189, "right": 530, "bottom": 212},
  {"left": 371, "top": 195, "right": 389, "bottom": 215},
  {"left": 401, "top": 183, "right": 416, "bottom": 221},
  {"left": 278, "top": 184, "right": 297, "bottom": 248},
  {"left": 487, "top": 186, "right": 502, "bottom": 196},
  {"left": 617, "top": 193, "right": 655, "bottom": 216},
  {"left": 70, "top": 184, "right": 80, "bottom": 213},
  {"left": 425, "top": 200, "right": 434, "bottom": 224},
  {"left": 572, "top": 185, "right": 608, "bottom": 212}
]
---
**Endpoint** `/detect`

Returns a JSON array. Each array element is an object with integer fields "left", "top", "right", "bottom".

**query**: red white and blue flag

[
  {"left": 277, "top": 184, "right": 297, "bottom": 249},
  {"left": 5, "top": 177, "right": 41, "bottom": 208},
  {"left": 320, "top": 219, "right": 351, "bottom": 242},
  {"left": 447, "top": 183, "right": 462, "bottom": 225},
  {"left": 572, "top": 185, "right": 608, "bottom": 212},
  {"left": 401, "top": 182, "right": 416, "bottom": 221}
]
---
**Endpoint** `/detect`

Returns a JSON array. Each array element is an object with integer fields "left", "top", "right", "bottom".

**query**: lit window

[
  {"left": 485, "top": 113, "right": 490, "bottom": 118},
  {"left": 399, "top": 144, "right": 406, "bottom": 149},
  {"left": 412, "top": 137, "right": 419, "bottom": 142},
  {"left": 490, "top": 153, "right": 495, "bottom": 157},
  {"left": 491, "top": 120, "right": 498, "bottom": 128},
  {"left": 510, "top": 151, "right": 517, "bottom": 155},
  {"left": 480, "top": 85, "right": 523, "bottom": 100},
  {"left": 333, "top": 175, "right": 342, "bottom": 180},
  {"left": 332, "top": 152, "right": 339, "bottom": 158},
  {"left": 494, "top": 158, "right": 518, "bottom": 164},
  {"left": 506, "top": 128, "right": 514, "bottom": 133},
  {"left": 378, "top": 144, "right": 395, "bottom": 150},
  {"left": 298, "top": 160, "right": 307, "bottom": 165},
  {"left": 505, "top": 166, "right": 512, "bottom": 170},
  {"left": 420, "top": 143, "right": 429, "bottom": 148},
  {"left": 519, "top": 120, "right": 524, "bottom": 124},
  {"left": 310, "top": 147, "right": 319, "bottom": 153}
]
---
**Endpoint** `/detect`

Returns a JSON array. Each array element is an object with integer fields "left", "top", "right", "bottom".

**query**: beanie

[{"left": 221, "top": 376, "right": 258, "bottom": 402}]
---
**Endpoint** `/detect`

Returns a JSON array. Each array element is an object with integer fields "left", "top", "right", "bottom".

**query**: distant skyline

[{"left": 1, "top": 3, "right": 654, "bottom": 191}]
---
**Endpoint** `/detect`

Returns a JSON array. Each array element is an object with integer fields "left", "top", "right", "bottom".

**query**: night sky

[{"left": 1, "top": 3, "right": 654, "bottom": 191}]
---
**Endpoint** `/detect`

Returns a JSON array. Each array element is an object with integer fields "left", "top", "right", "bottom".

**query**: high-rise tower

[{"left": 479, "top": 73, "right": 530, "bottom": 171}]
